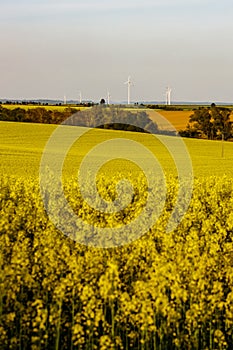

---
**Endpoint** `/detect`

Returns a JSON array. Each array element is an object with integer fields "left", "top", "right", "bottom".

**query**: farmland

[
  {"left": 1, "top": 120, "right": 233, "bottom": 349},
  {"left": 148, "top": 108, "right": 233, "bottom": 132},
  {"left": 2, "top": 104, "right": 233, "bottom": 132},
  {"left": 148, "top": 110, "right": 193, "bottom": 131},
  {"left": 1, "top": 121, "right": 233, "bottom": 179},
  {"left": 2, "top": 104, "right": 87, "bottom": 112}
]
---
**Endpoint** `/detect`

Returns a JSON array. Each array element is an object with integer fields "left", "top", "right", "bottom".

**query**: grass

[{"left": 0, "top": 121, "right": 233, "bottom": 181}]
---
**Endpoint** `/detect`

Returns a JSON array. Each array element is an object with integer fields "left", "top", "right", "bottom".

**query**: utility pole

[{"left": 221, "top": 133, "right": 224, "bottom": 158}]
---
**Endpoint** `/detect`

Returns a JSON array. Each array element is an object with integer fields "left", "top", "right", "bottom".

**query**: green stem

[{"left": 55, "top": 300, "right": 62, "bottom": 350}]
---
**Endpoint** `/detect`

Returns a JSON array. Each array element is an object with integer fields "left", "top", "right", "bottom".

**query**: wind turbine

[
  {"left": 79, "top": 91, "right": 82, "bottom": 104},
  {"left": 124, "top": 76, "right": 133, "bottom": 105},
  {"left": 166, "top": 86, "right": 172, "bottom": 105},
  {"left": 64, "top": 94, "right": 67, "bottom": 105},
  {"left": 107, "top": 91, "right": 110, "bottom": 105}
]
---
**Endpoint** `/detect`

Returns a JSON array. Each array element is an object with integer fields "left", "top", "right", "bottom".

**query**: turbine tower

[
  {"left": 79, "top": 91, "right": 82, "bottom": 104},
  {"left": 64, "top": 94, "right": 67, "bottom": 105},
  {"left": 107, "top": 91, "right": 110, "bottom": 105},
  {"left": 166, "top": 86, "right": 172, "bottom": 105},
  {"left": 124, "top": 76, "right": 133, "bottom": 105}
]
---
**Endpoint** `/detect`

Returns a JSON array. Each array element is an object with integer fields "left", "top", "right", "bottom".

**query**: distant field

[
  {"left": 122, "top": 106, "right": 233, "bottom": 131},
  {"left": 2, "top": 104, "right": 87, "bottom": 112},
  {"left": 1, "top": 121, "right": 233, "bottom": 180},
  {"left": 149, "top": 109, "right": 233, "bottom": 131},
  {"left": 147, "top": 110, "right": 192, "bottom": 130}
]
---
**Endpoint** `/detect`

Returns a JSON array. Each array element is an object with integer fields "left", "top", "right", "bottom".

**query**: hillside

[{"left": 1, "top": 121, "right": 233, "bottom": 180}]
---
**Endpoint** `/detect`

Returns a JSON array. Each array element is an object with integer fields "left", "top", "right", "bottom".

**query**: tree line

[
  {"left": 180, "top": 104, "right": 233, "bottom": 140},
  {"left": 0, "top": 106, "right": 78, "bottom": 124},
  {"left": 3, "top": 103, "right": 231, "bottom": 140},
  {"left": 65, "top": 105, "right": 160, "bottom": 133},
  {"left": 0, "top": 105, "right": 162, "bottom": 134}
]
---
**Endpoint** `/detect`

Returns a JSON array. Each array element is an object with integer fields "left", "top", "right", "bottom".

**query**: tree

[
  {"left": 100, "top": 98, "right": 105, "bottom": 105},
  {"left": 10, "top": 108, "right": 27, "bottom": 122},
  {"left": 187, "top": 106, "right": 232, "bottom": 140},
  {"left": 211, "top": 105, "right": 232, "bottom": 140},
  {"left": 189, "top": 108, "right": 213, "bottom": 139},
  {"left": 68, "top": 105, "right": 159, "bottom": 133}
]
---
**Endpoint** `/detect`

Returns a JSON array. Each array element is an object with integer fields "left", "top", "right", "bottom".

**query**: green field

[{"left": 1, "top": 121, "right": 233, "bottom": 349}]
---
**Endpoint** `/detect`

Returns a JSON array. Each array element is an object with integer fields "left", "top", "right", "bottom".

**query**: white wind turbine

[
  {"left": 166, "top": 86, "right": 172, "bottom": 105},
  {"left": 124, "top": 76, "right": 133, "bottom": 105},
  {"left": 107, "top": 91, "right": 110, "bottom": 105},
  {"left": 64, "top": 94, "right": 67, "bottom": 105},
  {"left": 79, "top": 91, "right": 82, "bottom": 104}
]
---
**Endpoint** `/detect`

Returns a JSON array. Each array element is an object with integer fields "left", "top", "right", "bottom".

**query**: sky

[{"left": 0, "top": 0, "right": 233, "bottom": 103}]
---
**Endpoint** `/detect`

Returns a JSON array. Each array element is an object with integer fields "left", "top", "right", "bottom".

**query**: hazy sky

[{"left": 1, "top": 0, "right": 233, "bottom": 102}]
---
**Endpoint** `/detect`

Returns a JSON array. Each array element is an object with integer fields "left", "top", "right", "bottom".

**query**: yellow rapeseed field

[
  {"left": 3, "top": 104, "right": 88, "bottom": 112},
  {"left": 2, "top": 104, "right": 87, "bottom": 112},
  {"left": 1, "top": 121, "right": 233, "bottom": 349}
]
